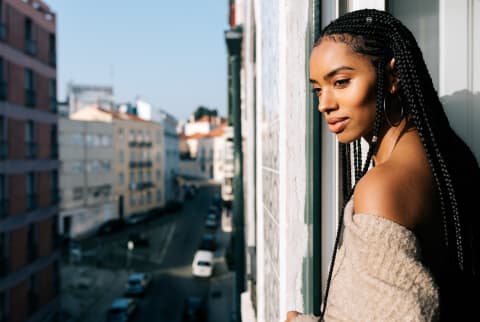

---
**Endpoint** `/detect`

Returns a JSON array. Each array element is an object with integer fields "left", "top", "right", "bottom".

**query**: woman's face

[{"left": 309, "top": 38, "right": 378, "bottom": 143}]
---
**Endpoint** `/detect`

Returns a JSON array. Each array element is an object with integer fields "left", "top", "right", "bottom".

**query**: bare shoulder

[{"left": 353, "top": 161, "right": 432, "bottom": 229}]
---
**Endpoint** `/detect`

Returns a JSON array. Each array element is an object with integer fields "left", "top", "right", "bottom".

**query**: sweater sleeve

[{"left": 322, "top": 200, "right": 439, "bottom": 322}]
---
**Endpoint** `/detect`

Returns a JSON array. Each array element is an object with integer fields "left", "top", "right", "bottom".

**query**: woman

[{"left": 286, "top": 9, "right": 480, "bottom": 322}]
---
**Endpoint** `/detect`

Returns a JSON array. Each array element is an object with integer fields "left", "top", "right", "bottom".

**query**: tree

[{"left": 193, "top": 106, "right": 218, "bottom": 121}]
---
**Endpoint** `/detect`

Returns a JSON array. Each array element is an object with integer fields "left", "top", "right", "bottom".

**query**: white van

[{"left": 192, "top": 250, "right": 214, "bottom": 278}]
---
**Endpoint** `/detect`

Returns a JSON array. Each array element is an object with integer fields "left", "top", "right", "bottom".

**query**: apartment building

[
  {"left": 58, "top": 118, "right": 115, "bottom": 238},
  {"left": 70, "top": 106, "right": 165, "bottom": 220},
  {"left": 228, "top": 0, "right": 480, "bottom": 322},
  {"left": 0, "top": 1, "right": 59, "bottom": 321}
]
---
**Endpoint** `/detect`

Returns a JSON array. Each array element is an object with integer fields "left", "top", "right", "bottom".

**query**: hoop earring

[{"left": 383, "top": 95, "right": 404, "bottom": 127}]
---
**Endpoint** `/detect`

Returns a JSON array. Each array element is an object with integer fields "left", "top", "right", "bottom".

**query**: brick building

[{"left": 0, "top": 1, "right": 59, "bottom": 321}]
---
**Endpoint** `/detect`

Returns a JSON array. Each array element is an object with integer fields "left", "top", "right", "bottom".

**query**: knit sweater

[{"left": 294, "top": 199, "right": 439, "bottom": 322}]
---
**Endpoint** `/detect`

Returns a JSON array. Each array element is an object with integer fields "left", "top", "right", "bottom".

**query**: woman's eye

[{"left": 334, "top": 79, "right": 350, "bottom": 87}]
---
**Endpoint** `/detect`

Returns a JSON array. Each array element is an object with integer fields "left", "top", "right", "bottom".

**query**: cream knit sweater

[{"left": 294, "top": 199, "right": 439, "bottom": 322}]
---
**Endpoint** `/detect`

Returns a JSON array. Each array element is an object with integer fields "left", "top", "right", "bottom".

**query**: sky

[{"left": 47, "top": 0, "right": 229, "bottom": 121}]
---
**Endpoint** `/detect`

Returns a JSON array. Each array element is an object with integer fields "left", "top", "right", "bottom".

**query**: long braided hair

[{"left": 314, "top": 9, "right": 480, "bottom": 320}]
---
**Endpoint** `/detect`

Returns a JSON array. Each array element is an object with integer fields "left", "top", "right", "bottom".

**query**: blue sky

[{"left": 47, "top": 0, "right": 229, "bottom": 121}]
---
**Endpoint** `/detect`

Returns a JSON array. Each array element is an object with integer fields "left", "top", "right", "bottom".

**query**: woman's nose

[{"left": 318, "top": 91, "right": 337, "bottom": 114}]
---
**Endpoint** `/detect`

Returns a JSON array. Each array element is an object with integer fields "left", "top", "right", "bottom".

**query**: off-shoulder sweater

[{"left": 294, "top": 199, "right": 439, "bottom": 322}]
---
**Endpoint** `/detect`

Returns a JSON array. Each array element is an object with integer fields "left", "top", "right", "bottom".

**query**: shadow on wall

[{"left": 440, "top": 89, "right": 480, "bottom": 163}]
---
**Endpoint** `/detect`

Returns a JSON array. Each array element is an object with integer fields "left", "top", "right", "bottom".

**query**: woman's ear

[{"left": 387, "top": 58, "right": 399, "bottom": 94}]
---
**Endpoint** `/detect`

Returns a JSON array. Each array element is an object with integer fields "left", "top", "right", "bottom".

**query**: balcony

[
  {"left": 128, "top": 141, "right": 138, "bottom": 147},
  {"left": 25, "top": 142, "right": 37, "bottom": 159},
  {"left": 0, "top": 140, "right": 7, "bottom": 159},
  {"left": 0, "top": 198, "right": 8, "bottom": 218},
  {"left": 129, "top": 161, "right": 138, "bottom": 168},
  {"left": 0, "top": 81, "right": 7, "bottom": 100},
  {"left": 25, "top": 39, "right": 37, "bottom": 56},
  {"left": 26, "top": 193, "right": 37, "bottom": 210},
  {"left": 25, "top": 89, "right": 36, "bottom": 107}
]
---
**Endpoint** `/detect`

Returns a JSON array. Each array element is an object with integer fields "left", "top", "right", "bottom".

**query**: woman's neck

[{"left": 372, "top": 118, "right": 411, "bottom": 166}]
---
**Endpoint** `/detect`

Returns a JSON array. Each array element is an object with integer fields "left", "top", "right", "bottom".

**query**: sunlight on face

[{"left": 309, "top": 38, "right": 378, "bottom": 143}]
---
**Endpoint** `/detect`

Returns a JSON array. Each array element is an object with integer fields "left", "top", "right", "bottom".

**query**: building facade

[
  {"left": 58, "top": 118, "right": 115, "bottom": 238},
  {"left": 70, "top": 107, "right": 165, "bottom": 220},
  {"left": 229, "top": 1, "right": 480, "bottom": 322},
  {"left": 133, "top": 100, "right": 181, "bottom": 204},
  {"left": 0, "top": 0, "right": 60, "bottom": 321},
  {"left": 66, "top": 83, "right": 115, "bottom": 115}
]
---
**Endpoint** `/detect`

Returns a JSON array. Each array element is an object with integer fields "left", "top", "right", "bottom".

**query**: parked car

[
  {"left": 124, "top": 212, "right": 150, "bottom": 225},
  {"left": 125, "top": 272, "right": 152, "bottom": 297},
  {"left": 128, "top": 232, "right": 150, "bottom": 247},
  {"left": 106, "top": 298, "right": 138, "bottom": 322},
  {"left": 192, "top": 250, "right": 214, "bottom": 278},
  {"left": 182, "top": 296, "right": 207, "bottom": 322},
  {"left": 97, "top": 218, "right": 125, "bottom": 235},
  {"left": 204, "top": 213, "right": 218, "bottom": 229},
  {"left": 198, "top": 233, "right": 217, "bottom": 251}
]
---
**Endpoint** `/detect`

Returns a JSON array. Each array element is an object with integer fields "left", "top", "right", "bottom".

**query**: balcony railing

[
  {"left": 0, "top": 198, "right": 8, "bottom": 218},
  {"left": 26, "top": 193, "right": 37, "bottom": 210},
  {"left": 25, "top": 142, "right": 37, "bottom": 159},
  {"left": 25, "top": 39, "right": 37, "bottom": 56},
  {"left": 0, "top": 81, "right": 7, "bottom": 100},
  {"left": 129, "top": 161, "right": 138, "bottom": 168},
  {"left": 128, "top": 141, "right": 138, "bottom": 147},
  {"left": 25, "top": 89, "right": 36, "bottom": 107}
]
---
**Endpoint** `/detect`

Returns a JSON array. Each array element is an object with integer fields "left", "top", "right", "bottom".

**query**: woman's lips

[{"left": 327, "top": 117, "right": 349, "bottom": 133}]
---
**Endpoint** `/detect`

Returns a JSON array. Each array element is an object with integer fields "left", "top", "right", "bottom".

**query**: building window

[
  {"left": 25, "top": 69, "right": 35, "bottom": 107},
  {"left": 156, "top": 189, "right": 162, "bottom": 202},
  {"left": 156, "top": 170, "right": 161, "bottom": 181},
  {"left": 24, "top": 18, "right": 36, "bottom": 56},
  {"left": 129, "top": 195, "right": 135, "bottom": 207},
  {"left": 0, "top": 57, "right": 6, "bottom": 100},
  {"left": 73, "top": 187, "right": 83, "bottom": 201},
  {"left": 51, "top": 216, "right": 59, "bottom": 249},
  {"left": 49, "top": 33, "right": 56, "bottom": 66},
  {"left": 0, "top": 117, "right": 5, "bottom": 160},
  {"left": 51, "top": 170, "right": 59, "bottom": 205},
  {"left": 118, "top": 173, "right": 124, "bottom": 185},
  {"left": 28, "top": 274, "right": 38, "bottom": 315},
  {"left": 25, "top": 120, "right": 36, "bottom": 159},
  {"left": 27, "top": 224, "right": 37, "bottom": 262},
  {"left": 0, "top": 232, "right": 8, "bottom": 278},
  {"left": 146, "top": 191, "right": 151, "bottom": 204},
  {"left": 0, "top": 290, "right": 8, "bottom": 322},
  {"left": 50, "top": 125, "right": 58, "bottom": 158},
  {"left": 49, "top": 79, "right": 57, "bottom": 112},
  {"left": 0, "top": 175, "right": 6, "bottom": 218},
  {"left": 26, "top": 172, "right": 36, "bottom": 210},
  {"left": 119, "top": 150, "right": 124, "bottom": 162}
]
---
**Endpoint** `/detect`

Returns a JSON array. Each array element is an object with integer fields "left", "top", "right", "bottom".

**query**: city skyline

[{"left": 48, "top": 0, "right": 229, "bottom": 121}]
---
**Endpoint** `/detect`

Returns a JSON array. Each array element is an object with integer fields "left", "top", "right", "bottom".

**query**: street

[{"left": 60, "top": 183, "right": 234, "bottom": 322}]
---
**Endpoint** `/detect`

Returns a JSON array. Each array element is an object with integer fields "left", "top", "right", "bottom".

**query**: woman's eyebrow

[
  {"left": 323, "top": 66, "right": 354, "bottom": 80},
  {"left": 309, "top": 66, "right": 355, "bottom": 84}
]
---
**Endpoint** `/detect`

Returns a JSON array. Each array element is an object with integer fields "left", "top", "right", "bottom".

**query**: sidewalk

[
  {"left": 208, "top": 209, "right": 235, "bottom": 322},
  {"left": 59, "top": 263, "right": 129, "bottom": 322}
]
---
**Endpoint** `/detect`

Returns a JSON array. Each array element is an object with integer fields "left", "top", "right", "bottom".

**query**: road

[{"left": 60, "top": 183, "right": 234, "bottom": 322}]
